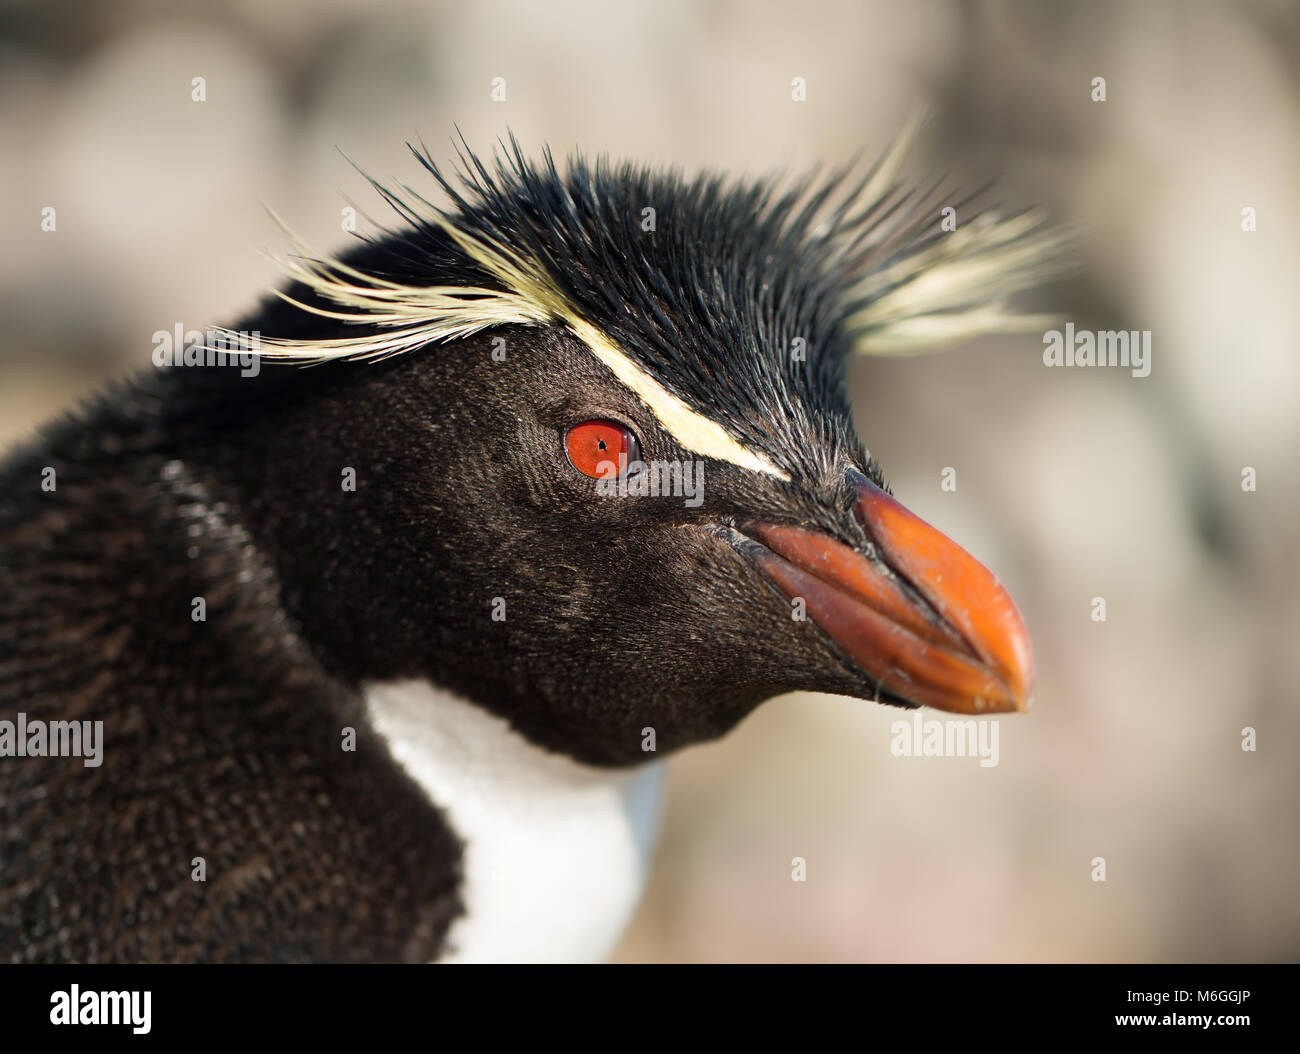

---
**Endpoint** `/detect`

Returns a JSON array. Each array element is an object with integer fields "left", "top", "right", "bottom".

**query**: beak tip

[
  {"left": 747, "top": 477, "right": 1038, "bottom": 719},
  {"left": 990, "top": 653, "right": 1033, "bottom": 715},
  {"left": 990, "top": 659, "right": 1034, "bottom": 715},
  {"left": 857, "top": 480, "right": 1037, "bottom": 719},
  {"left": 956, "top": 678, "right": 1031, "bottom": 716}
]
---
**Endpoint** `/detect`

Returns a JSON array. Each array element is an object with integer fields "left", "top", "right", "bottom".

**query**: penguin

[{"left": 0, "top": 130, "right": 1069, "bottom": 963}]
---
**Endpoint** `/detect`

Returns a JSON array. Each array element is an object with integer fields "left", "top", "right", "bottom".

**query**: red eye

[{"left": 565, "top": 419, "right": 641, "bottom": 479}]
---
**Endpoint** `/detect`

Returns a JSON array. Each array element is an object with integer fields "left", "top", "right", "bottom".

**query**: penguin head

[{"left": 216, "top": 136, "right": 1067, "bottom": 765}]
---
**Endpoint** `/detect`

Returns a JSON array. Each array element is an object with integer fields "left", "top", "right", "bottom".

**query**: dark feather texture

[{"left": 0, "top": 130, "right": 1064, "bottom": 962}]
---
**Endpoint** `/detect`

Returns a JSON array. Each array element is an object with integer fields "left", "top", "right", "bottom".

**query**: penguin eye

[{"left": 565, "top": 419, "right": 641, "bottom": 479}]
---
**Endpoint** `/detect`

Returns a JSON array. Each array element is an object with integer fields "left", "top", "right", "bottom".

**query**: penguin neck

[{"left": 363, "top": 678, "right": 665, "bottom": 963}]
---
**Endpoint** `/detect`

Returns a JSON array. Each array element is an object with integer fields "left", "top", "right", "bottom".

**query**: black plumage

[{"left": 0, "top": 133, "right": 1060, "bottom": 962}]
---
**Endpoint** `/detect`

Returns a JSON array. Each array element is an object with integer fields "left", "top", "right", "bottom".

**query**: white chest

[{"left": 364, "top": 680, "right": 665, "bottom": 963}]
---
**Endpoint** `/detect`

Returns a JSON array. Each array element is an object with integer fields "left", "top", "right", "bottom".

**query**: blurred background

[{"left": 2, "top": 0, "right": 1296, "bottom": 961}]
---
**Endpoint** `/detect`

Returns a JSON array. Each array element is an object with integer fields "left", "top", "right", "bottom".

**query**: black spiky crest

[{"left": 231, "top": 125, "right": 1071, "bottom": 480}]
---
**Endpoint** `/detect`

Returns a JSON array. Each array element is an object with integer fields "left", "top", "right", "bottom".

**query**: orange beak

[{"left": 746, "top": 476, "right": 1033, "bottom": 715}]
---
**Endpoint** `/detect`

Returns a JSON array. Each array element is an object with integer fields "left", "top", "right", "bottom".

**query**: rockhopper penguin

[{"left": 0, "top": 127, "right": 1069, "bottom": 962}]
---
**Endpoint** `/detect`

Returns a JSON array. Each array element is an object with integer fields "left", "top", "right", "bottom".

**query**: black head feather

[{"left": 238, "top": 130, "right": 1069, "bottom": 483}]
